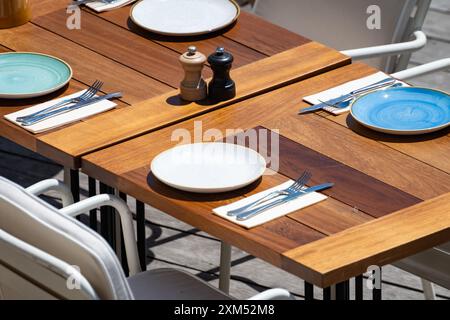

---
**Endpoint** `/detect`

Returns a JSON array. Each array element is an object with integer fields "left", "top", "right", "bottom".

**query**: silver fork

[
  {"left": 319, "top": 82, "right": 404, "bottom": 109},
  {"left": 21, "top": 91, "right": 122, "bottom": 126},
  {"left": 227, "top": 170, "right": 312, "bottom": 216},
  {"left": 16, "top": 80, "right": 103, "bottom": 123},
  {"left": 70, "top": 0, "right": 119, "bottom": 5}
]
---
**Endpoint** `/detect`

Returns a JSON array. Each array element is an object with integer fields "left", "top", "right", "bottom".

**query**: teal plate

[
  {"left": 350, "top": 87, "right": 450, "bottom": 135},
  {"left": 0, "top": 52, "right": 72, "bottom": 99}
]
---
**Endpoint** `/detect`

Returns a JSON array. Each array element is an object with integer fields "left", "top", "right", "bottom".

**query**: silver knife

[
  {"left": 236, "top": 183, "right": 334, "bottom": 221},
  {"left": 22, "top": 92, "right": 122, "bottom": 126},
  {"left": 298, "top": 78, "right": 396, "bottom": 114}
]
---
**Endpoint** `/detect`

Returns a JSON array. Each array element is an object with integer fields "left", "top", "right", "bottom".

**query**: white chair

[
  {"left": 250, "top": 0, "right": 431, "bottom": 73},
  {"left": 0, "top": 177, "right": 294, "bottom": 300}
]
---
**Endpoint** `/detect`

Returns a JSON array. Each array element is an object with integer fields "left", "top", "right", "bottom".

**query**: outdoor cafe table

[
  {"left": 0, "top": 0, "right": 449, "bottom": 300},
  {"left": 80, "top": 62, "right": 450, "bottom": 300}
]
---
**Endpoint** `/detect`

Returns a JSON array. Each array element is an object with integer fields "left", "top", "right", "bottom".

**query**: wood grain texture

[
  {"left": 37, "top": 42, "right": 350, "bottom": 167},
  {"left": 247, "top": 127, "right": 421, "bottom": 218},
  {"left": 119, "top": 166, "right": 326, "bottom": 267},
  {"left": 222, "top": 11, "right": 310, "bottom": 56},
  {"left": 0, "top": 23, "right": 172, "bottom": 104},
  {"left": 282, "top": 192, "right": 450, "bottom": 287},
  {"left": 96, "top": 7, "right": 309, "bottom": 60},
  {"left": 96, "top": 8, "right": 269, "bottom": 68},
  {"left": 326, "top": 113, "right": 450, "bottom": 174},
  {"left": 32, "top": 9, "right": 188, "bottom": 87}
]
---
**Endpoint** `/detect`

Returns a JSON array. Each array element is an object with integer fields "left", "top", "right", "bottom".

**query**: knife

[
  {"left": 298, "top": 78, "right": 396, "bottom": 114},
  {"left": 236, "top": 183, "right": 334, "bottom": 221}
]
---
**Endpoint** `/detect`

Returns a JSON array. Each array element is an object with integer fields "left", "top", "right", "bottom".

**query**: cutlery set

[
  {"left": 227, "top": 170, "right": 333, "bottom": 221},
  {"left": 16, "top": 80, "right": 122, "bottom": 126},
  {"left": 298, "top": 77, "right": 401, "bottom": 114}
]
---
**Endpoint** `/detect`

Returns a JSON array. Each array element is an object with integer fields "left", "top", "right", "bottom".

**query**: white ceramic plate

[
  {"left": 151, "top": 143, "right": 266, "bottom": 193},
  {"left": 130, "top": 0, "right": 240, "bottom": 36}
]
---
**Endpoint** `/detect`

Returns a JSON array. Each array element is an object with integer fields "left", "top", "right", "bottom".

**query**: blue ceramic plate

[
  {"left": 0, "top": 52, "right": 72, "bottom": 99},
  {"left": 350, "top": 87, "right": 450, "bottom": 135}
]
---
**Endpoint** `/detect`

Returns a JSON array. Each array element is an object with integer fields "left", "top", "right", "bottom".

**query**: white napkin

[
  {"left": 85, "top": 0, "right": 137, "bottom": 12},
  {"left": 213, "top": 180, "right": 328, "bottom": 229},
  {"left": 303, "top": 72, "right": 408, "bottom": 115},
  {"left": 4, "top": 90, "right": 117, "bottom": 134}
]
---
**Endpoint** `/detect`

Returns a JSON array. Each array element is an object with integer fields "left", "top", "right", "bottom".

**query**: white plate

[
  {"left": 130, "top": 0, "right": 240, "bottom": 36},
  {"left": 151, "top": 143, "right": 266, "bottom": 193}
]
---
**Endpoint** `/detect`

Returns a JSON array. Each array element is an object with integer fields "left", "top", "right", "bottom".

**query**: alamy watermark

[
  {"left": 66, "top": 265, "right": 82, "bottom": 290},
  {"left": 170, "top": 121, "right": 280, "bottom": 174},
  {"left": 66, "top": 5, "right": 81, "bottom": 30},
  {"left": 65, "top": 4, "right": 382, "bottom": 31},
  {"left": 367, "top": 5, "right": 382, "bottom": 30}
]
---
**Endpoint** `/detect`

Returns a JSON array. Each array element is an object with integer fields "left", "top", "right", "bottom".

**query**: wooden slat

[
  {"left": 32, "top": 9, "right": 198, "bottom": 87},
  {"left": 282, "top": 192, "right": 450, "bottom": 287},
  {"left": 325, "top": 111, "right": 450, "bottom": 174},
  {"left": 94, "top": 8, "right": 267, "bottom": 67},
  {"left": 245, "top": 127, "right": 421, "bottom": 218},
  {"left": 222, "top": 11, "right": 310, "bottom": 56},
  {"left": 30, "top": 0, "right": 67, "bottom": 19},
  {"left": 0, "top": 23, "right": 172, "bottom": 104},
  {"left": 37, "top": 43, "right": 350, "bottom": 167},
  {"left": 119, "top": 166, "right": 326, "bottom": 267}
]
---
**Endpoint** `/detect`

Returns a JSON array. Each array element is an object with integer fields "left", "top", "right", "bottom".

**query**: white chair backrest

[
  {"left": 0, "top": 177, "right": 133, "bottom": 300},
  {"left": 253, "top": 0, "right": 423, "bottom": 71},
  {"left": 0, "top": 229, "right": 97, "bottom": 300}
]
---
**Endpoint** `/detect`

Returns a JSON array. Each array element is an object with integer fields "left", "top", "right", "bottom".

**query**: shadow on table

[
  {"left": 126, "top": 17, "right": 237, "bottom": 44},
  {"left": 0, "top": 83, "right": 70, "bottom": 107},
  {"left": 146, "top": 171, "right": 263, "bottom": 203},
  {"left": 345, "top": 114, "right": 450, "bottom": 142},
  {"left": 165, "top": 94, "right": 231, "bottom": 107}
]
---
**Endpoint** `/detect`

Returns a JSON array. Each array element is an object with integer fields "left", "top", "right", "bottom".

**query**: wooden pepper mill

[
  {"left": 208, "top": 47, "right": 236, "bottom": 101},
  {"left": 179, "top": 46, "right": 207, "bottom": 102}
]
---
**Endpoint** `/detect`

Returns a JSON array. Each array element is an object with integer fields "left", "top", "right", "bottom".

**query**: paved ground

[{"left": 1, "top": 1, "right": 449, "bottom": 300}]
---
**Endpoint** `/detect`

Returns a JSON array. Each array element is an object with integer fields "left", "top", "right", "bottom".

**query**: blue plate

[
  {"left": 350, "top": 87, "right": 450, "bottom": 135},
  {"left": 0, "top": 52, "right": 72, "bottom": 99}
]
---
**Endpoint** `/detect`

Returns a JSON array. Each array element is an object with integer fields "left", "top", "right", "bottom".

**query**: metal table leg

[{"left": 136, "top": 200, "right": 147, "bottom": 271}]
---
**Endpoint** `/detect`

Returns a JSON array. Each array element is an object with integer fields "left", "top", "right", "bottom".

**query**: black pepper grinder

[{"left": 207, "top": 47, "right": 236, "bottom": 101}]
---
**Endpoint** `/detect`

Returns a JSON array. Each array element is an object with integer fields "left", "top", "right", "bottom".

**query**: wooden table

[
  {"left": 1, "top": 0, "right": 449, "bottom": 300},
  {"left": 0, "top": 0, "right": 348, "bottom": 169},
  {"left": 0, "top": 0, "right": 349, "bottom": 207},
  {"left": 81, "top": 62, "right": 450, "bottom": 299}
]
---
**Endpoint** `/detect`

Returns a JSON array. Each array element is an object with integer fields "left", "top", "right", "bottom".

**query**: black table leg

[
  {"left": 323, "top": 287, "right": 331, "bottom": 300},
  {"left": 99, "top": 182, "right": 116, "bottom": 250},
  {"left": 69, "top": 169, "right": 81, "bottom": 221},
  {"left": 373, "top": 268, "right": 382, "bottom": 300},
  {"left": 336, "top": 280, "right": 350, "bottom": 300},
  {"left": 304, "top": 282, "right": 314, "bottom": 300},
  {"left": 136, "top": 200, "right": 147, "bottom": 271},
  {"left": 69, "top": 169, "right": 80, "bottom": 203},
  {"left": 355, "top": 275, "right": 364, "bottom": 300},
  {"left": 88, "top": 177, "right": 97, "bottom": 231}
]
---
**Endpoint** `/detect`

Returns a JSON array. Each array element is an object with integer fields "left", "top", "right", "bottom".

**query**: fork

[
  {"left": 319, "top": 82, "right": 404, "bottom": 109},
  {"left": 16, "top": 80, "right": 103, "bottom": 122},
  {"left": 21, "top": 92, "right": 122, "bottom": 126},
  {"left": 70, "top": 0, "right": 119, "bottom": 5},
  {"left": 227, "top": 170, "right": 312, "bottom": 216}
]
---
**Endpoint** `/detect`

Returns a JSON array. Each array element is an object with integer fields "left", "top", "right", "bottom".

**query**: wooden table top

[
  {"left": 81, "top": 62, "right": 450, "bottom": 288},
  {"left": 0, "top": 0, "right": 349, "bottom": 168}
]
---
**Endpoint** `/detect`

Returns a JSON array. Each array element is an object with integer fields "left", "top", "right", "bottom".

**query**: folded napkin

[
  {"left": 303, "top": 72, "right": 408, "bottom": 115},
  {"left": 213, "top": 180, "right": 328, "bottom": 229},
  {"left": 86, "top": 0, "right": 137, "bottom": 12},
  {"left": 4, "top": 90, "right": 117, "bottom": 134}
]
